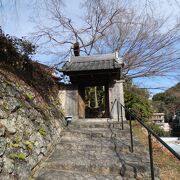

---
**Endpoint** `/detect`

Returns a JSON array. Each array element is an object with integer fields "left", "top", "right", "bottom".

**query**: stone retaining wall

[{"left": 0, "top": 69, "right": 63, "bottom": 179}]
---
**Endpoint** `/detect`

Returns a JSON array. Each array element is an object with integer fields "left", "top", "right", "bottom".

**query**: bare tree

[
  {"left": 32, "top": 0, "right": 125, "bottom": 59},
  {"left": 32, "top": 0, "right": 180, "bottom": 80},
  {"left": 94, "top": 11, "right": 180, "bottom": 79}
]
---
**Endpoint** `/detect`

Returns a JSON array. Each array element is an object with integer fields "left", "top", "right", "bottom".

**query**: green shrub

[
  {"left": 124, "top": 89, "right": 152, "bottom": 121},
  {"left": 146, "top": 123, "right": 170, "bottom": 137},
  {"left": 0, "top": 28, "right": 60, "bottom": 104}
]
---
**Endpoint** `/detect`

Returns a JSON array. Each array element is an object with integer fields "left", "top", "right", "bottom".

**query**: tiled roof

[{"left": 62, "top": 53, "right": 123, "bottom": 72}]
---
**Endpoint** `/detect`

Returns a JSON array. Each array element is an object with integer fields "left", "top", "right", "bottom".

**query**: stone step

[
  {"left": 65, "top": 126, "right": 130, "bottom": 134},
  {"left": 62, "top": 128, "right": 130, "bottom": 140},
  {"left": 40, "top": 144, "right": 151, "bottom": 179},
  {"left": 60, "top": 134, "right": 147, "bottom": 155},
  {"left": 61, "top": 126, "right": 130, "bottom": 139},
  {"left": 58, "top": 137, "right": 131, "bottom": 153},
  {"left": 35, "top": 168, "right": 124, "bottom": 180},
  {"left": 57, "top": 139, "right": 149, "bottom": 159},
  {"left": 42, "top": 148, "right": 124, "bottom": 176},
  {"left": 68, "top": 120, "right": 129, "bottom": 129},
  {"left": 55, "top": 140, "right": 152, "bottom": 178},
  {"left": 60, "top": 134, "right": 132, "bottom": 151}
]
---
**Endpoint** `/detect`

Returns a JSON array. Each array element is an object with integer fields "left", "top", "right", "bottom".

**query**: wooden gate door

[{"left": 78, "top": 86, "right": 85, "bottom": 118}]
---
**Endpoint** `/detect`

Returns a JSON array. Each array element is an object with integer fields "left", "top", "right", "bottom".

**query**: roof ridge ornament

[
  {"left": 115, "top": 51, "right": 119, "bottom": 60},
  {"left": 70, "top": 52, "right": 119, "bottom": 62}
]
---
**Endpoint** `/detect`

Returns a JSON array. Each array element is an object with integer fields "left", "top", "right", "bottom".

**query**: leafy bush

[
  {"left": 0, "top": 28, "right": 60, "bottom": 104},
  {"left": 0, "top": 28, "right": 35, "bottom": 70},
  {"left": 146, "top": 123, "right": 170, "bottom": 137},
  {"left": 124, "top": 82, "right": 152, "bottom": 121}
]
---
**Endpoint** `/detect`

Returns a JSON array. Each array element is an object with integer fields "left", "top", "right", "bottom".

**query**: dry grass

[{"left": 133, "top": 123, "right": 180, "bottom": 180}]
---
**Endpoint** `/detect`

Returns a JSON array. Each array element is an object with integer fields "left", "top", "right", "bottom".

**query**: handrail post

[
  {"left": 148, "top": 131, "right": 155, "bottom": 180},
  {"left": 129, "top": 114, "right": 134, "bottom": 153},
  {"left": 117, "top": 101, "right": 120, "bottom": 122},
  {"left": 120, "top": 103, "right": 124, "bottom": 130}
]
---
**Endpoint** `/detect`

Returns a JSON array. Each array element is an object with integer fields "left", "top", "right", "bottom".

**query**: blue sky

[{"left": 0, "top": 0, "right": 179, "bottom": 96}]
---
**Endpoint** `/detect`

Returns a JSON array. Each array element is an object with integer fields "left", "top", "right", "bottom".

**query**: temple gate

[{"left": 60, "top": 52, "right": 125, "bottom": 120}]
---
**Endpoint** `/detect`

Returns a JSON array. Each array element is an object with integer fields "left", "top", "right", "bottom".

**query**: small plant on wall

[{"left": 38, "top": 127, "right": 46, "bottom": 136}]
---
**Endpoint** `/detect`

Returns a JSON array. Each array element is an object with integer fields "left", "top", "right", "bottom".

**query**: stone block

[
  {"left": 0, "top": 137, "right": 6, "bottom": 156},
  {"left": 3, "top": 157, "right": 14, "bottom": 174},
  {"left": 0, "top": 124, "right": 5, "bottom": 137}
]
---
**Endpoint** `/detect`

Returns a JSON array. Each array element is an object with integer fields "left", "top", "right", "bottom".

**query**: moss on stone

[
  {"left": 9, "top": 153, "right": 27, "bottom": 160},
  {"left": 26, "top": 93, "right": 34, "bottom": 101},
  {"left": 11, "top": 143, "right": 20, "bottom": 148},
  {"left": 23, "top": 140, "right": 34, "bottom": 149},
  {"left": 38, "top": 128, "right": 46, "bottom": 136}
]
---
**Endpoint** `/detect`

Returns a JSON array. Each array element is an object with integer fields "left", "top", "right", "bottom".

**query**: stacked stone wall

[{"left": 0, "top": 69, "right": 63, "bottom": 179}]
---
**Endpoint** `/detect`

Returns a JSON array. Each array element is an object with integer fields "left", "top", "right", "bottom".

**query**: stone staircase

[{"left": 33, "top": 119, "right": 159, "bottom": 180}]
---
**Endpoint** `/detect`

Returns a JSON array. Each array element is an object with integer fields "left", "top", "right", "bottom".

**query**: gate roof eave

[{"left": 62, "top": 52, "right": 123, "bottom": 73}]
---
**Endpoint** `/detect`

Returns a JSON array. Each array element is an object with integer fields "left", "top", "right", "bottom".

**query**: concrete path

[{"left": 32, "top": 119, "right": 158, "bottom": 180}]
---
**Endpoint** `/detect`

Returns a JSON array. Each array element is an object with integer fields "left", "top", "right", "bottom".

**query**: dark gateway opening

[{"left": 85, "top": 86, "right": 106, "bottom": 118}]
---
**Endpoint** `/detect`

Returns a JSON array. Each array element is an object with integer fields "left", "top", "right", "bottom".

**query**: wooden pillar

[
  {"left": 78, "top": 86, "right": 85, "bottom": 119},
  {"left": 105, "top": 84, "right": 110, "bottom": 118},
  {"left": 109, "top": 80, "right": 126, "bottom": 120}
]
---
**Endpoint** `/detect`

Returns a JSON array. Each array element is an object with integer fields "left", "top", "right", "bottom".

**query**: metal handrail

[
  {"left": 121, "top": 102, "right": 180, "bottom": 159},
  {"left": 116, "top": 100, "right": 180, "bottom": 180}
]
